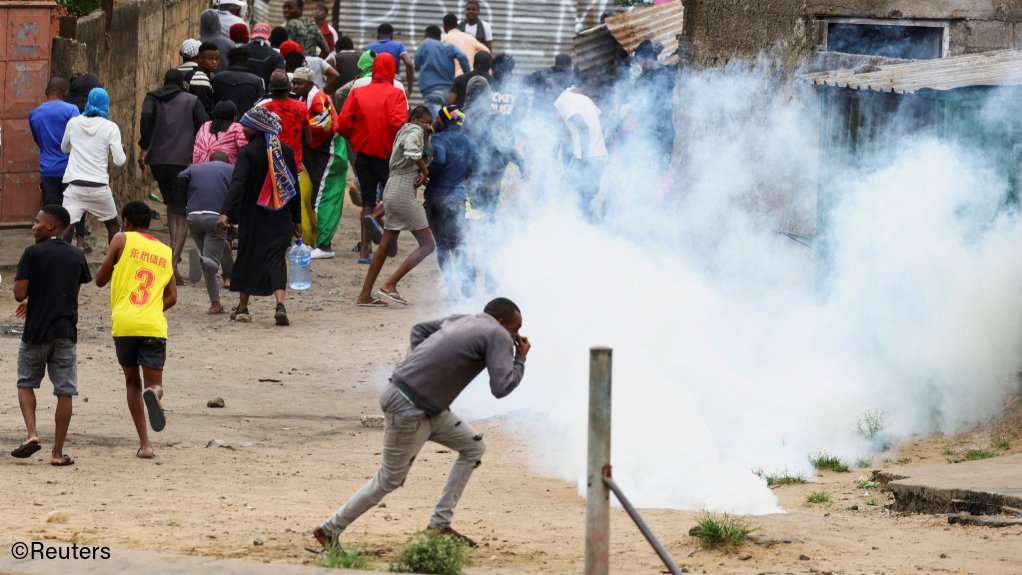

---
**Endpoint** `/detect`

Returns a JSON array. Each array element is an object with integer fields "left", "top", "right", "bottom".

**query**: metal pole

[
  {"left": 604, "top": 473, "right": 684, "bottom": 575},
  {"left": 585, "top": 347, "right": 612, "bottom": 575}
]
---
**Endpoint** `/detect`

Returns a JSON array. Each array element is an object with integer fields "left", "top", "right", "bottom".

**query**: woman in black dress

[{"left": 218, "top": 106, "right": 302, "bottom": 326}]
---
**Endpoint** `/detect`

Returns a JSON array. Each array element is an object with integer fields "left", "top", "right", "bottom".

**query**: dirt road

[{"left": 0, "top": 205, "right": 1019, "bottom": 574}]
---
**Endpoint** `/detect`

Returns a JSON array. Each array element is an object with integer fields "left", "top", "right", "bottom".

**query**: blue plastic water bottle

[{"left": 288, "top": 237, "right": 313, "bottom": 290}]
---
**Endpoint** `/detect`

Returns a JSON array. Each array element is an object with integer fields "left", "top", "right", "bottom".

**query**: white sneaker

[{"left": 310, "top": 248, "right": 336, "bottom": 259}]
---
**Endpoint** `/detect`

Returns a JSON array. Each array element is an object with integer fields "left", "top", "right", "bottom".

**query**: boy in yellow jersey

[{"left": 96, "top": 201, "right": 177, "bottom": 459}]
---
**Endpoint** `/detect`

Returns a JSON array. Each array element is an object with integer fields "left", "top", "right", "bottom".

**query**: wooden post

[{"left": 585, "top": 347, "right": 612, "bottom": 575}]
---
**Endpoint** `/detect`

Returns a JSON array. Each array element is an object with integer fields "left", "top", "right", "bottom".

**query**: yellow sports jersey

[{"left": 111, "top": 232, "right": 173, "bottom": 338}]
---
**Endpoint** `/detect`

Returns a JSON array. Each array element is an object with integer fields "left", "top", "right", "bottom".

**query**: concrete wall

[
  {"left": 53, "top": 0, "right": 208, "bottom": 205},
  {"left": 681, "top": 0, "right": 1022, "bottom": 70}
]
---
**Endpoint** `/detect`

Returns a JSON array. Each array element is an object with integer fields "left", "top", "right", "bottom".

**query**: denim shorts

[
  {"left": 114, "top": 336, "right": 167, "bottom": 370},
  {"left": 17, "top": 339, "right": 78, "bottom": 396}
]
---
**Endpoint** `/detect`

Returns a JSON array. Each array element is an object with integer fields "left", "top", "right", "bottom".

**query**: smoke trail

[{"left": 445, "top": 61, "right": 1022, "bottom": 514}]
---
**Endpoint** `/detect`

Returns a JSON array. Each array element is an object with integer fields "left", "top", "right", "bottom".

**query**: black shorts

[
  {"left": 354, "top": 153, "right": 389, "bottom": 208},
  {"left": 114, "top": 336, "right": 167, "bottom": 370},
  {"left": 149, "top": 164, "right": 187, "bottom": 215}
]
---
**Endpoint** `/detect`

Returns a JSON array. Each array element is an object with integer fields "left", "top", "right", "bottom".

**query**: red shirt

[
  {"left": 337, "top": 54, "right": 407, "bottom": 160},
  {"left": 319, "top": 22, "right": 336, "bottom": 53},
  {"left": 260, "top": 97, "right": 308, "bottom": 170}
]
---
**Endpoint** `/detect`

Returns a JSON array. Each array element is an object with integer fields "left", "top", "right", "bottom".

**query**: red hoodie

[{"left": 337, "top": 53, "right": 408, "bottom": 160}]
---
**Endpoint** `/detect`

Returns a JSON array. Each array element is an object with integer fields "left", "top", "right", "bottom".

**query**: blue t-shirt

[
  {"left": 414, "top": 38, "right": 470, "bottom": 94},
  {"left": 29, "top": 100, "right": 79, "bottom": 178},
  {"left": 367, "top": 39, "right": 408, "bottom": 74},
  {"left": 425, "top": 130, "right": 478, "bottom": 199}
]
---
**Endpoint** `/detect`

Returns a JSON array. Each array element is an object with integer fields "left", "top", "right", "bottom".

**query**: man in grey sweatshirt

[{"left": 315, "top": 297, "right": 531, "bottom": 549}]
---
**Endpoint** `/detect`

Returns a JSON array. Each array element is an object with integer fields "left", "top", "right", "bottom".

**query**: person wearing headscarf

[
  {"left": 60, "top": 87, "right": 125, "bottom": 244},
  {"left": 217, "top": 106, "right": 302, "bottom": 327},
  {"left": 139, "top": 69, "right": 208, "bottom": 284},
  {"left": 353, "top": 105, "right": 435, "bottom": 308},
  {"left": 64, "top": 72, "right": 103, "bottom": 112},
  {"left": 193, "top": 100, "right": 248, "bottom": 165},
  {"left": 424, "top": 105, "right": 478, "bottom": 298}
]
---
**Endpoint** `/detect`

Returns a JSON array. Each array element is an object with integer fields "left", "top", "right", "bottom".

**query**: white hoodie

[{"left": 60, "top": 116, "right": 126, "bottom": 185}]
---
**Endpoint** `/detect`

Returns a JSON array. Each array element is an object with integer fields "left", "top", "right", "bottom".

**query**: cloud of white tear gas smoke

[{"left": 448, "top": 62, "right": 1022, "bottom": 515}]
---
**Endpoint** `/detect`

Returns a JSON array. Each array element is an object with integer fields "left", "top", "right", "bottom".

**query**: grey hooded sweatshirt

[{"left": 199, "top": 9, "right": 233, "bottom": 73}]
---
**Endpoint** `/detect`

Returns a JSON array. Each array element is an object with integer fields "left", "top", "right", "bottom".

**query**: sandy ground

[{"left": 0, "top": 202, "right": 1020, "bottom": 574}]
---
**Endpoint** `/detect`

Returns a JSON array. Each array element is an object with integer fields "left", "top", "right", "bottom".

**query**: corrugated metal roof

[
  {"left": 603, "top": 0, "right": 683, "bottom": 61},
  {"left": 574, "top": 0, "right": 684, "bottom": 77},
  {"left": 804, "top": 49, "right": 1022, "bottom": 93}
]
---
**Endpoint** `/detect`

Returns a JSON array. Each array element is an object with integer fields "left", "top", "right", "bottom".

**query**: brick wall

[{"left": 54, "top": 0, "right": 208, "bottom": 206}]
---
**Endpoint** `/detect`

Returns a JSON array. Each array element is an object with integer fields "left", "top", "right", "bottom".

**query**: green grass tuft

[
  {"left": 317, "top": 544, "right": 373, "bottom": 570},
  {"left": 754, "top": 468, "right": 808, "bottom": 486},
  {"left": 991, "top": 438, "right": 1011, "bottom": 451},
  {"left": 944, "top": 448, "right": 1000, "bottom": 464},
  {"left": 390, "top": 531, "right": 471, "bottom": 575},
  {"left": 854, "top": 457, "right": 873, "bottom": 469},
  {"left": 690, "top": 513, "right": 755, "bottom": 549},
  {"left": 809, "top": 452, "right": 851, "bottom": 473},
  {"left": 855, "top": 476, "right": 879, "bottom": 490},
  {"left": 805, "top": 491, "right": 831, "bottom": 504}
]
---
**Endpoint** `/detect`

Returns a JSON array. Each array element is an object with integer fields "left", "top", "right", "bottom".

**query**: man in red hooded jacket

[{"left": 337, "top": 53, "right": 408, "bottom": 264}]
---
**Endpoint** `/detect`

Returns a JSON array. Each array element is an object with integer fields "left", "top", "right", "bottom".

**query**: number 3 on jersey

[{"left": 130, "top": 268, "right": 155, "bottom": 306}]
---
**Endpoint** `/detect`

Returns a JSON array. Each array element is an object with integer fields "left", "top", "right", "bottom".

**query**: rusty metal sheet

[
  {"left": 805, "top": 49, "right": 1022, "bottom": 93},
  {"left": 603, "top": 0, "right": 683, "bottom": 62},
  {"left": 0, "top": 9, "right": 7, "bottom": 62},
  {"left": 1, "top": 171, "right": 40, "bottom": 223},
  {"left": 3, "top": 60, "right": 48, "bottom": 115},
  {"left": 2, "top": 117, "right": 37, "bottom": 172},
  {"left": 575, "top": 23, "right": 620, "bottom": 76},
  {"left": 6, "top": 6, "right": 51, "bottom": 61}
]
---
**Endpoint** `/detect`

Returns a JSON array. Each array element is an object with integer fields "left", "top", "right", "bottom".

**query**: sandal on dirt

[
  {"left": 50, "top": 455, "right": 74, "bottom": 467},
  {"left": 11, "top": 441, "right": 41, "bottom": 459},
  {"left": 143, "top": 388, "right": 166, "bottom": 432},
  {"left": 376, "top": 289, "right": 408, "bottom": 306},
  {"left": 136, "top": 448, "right": 155, "bottom": 460},
  {"left": 356, "top": 298, "right": 389, "bottom": 308}
]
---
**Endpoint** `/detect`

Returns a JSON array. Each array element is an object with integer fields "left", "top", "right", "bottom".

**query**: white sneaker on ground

[{"left": 310, "top": 248, "right": 336, "bottom": 259}]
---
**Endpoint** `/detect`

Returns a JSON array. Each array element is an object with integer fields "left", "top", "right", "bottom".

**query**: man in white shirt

[
  {"left": 554, "top": 84, "right": 608, "bottom": 221},
  {"left": 217, "top": 0, "right": 246, "bottom": 36},
  {"left": 459, "top": 1, "right": 493, "bottom": 50},
  {"left": 60, "top": 87, "right": 125, "bottom": 243}
]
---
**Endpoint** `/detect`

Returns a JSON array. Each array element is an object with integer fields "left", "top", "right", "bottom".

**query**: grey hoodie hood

[{"left": 200, "top": 10, "right": 221, "bottom": 37}]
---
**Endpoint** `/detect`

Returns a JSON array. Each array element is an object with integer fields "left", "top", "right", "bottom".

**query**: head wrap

[
  {"left": 83, "top": 87, "right": 110, "bottom": 119},
  {"left": 65, "top": 72, "right": 103, "bottom": 112},
  {"left": 436, "top": 105, "right": 466, "bottom": 132},
  {"left": 210, "top": 100, "right": 237, "bottom": 136},
  {"left": 239, "top": 107, "right": 297, "bottom": 211},
  {"left": 181, "top": 38, "right": 201, "bottom": 58},
  {"left": 357, "top": 50, "right": 374, "bottom": 78}
]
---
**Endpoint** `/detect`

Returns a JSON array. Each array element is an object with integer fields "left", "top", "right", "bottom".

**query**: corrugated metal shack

[
  {"left": 805, "top": 50, "right": 1022, "bottom": 239},
  {"left": 575, "top": 0, "right": 685, "bottom": 82}
]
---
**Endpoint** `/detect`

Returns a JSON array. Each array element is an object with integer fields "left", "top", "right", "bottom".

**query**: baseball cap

[
  {"left": 219, "top": 0, "right": 245, "bottom": 5},
  {"left": 180, "top": 38, "right": 201, "bottom": 58},
  {"left": 279, "top": 40, "right": 302, "bottom": 56},
  {"left": 251, "top": 22, "right": 271, "bottom": 39},
  {"left": 292, "top": 67, "right": 315, "bottom": 83}
]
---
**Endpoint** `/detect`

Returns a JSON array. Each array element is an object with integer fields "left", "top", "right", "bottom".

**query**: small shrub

[
  {"left": 855, "top": 476, "right": 879, "bottom": 490},
  {"left": 965, "top": 449, "right": 997, "bottom": 461},
  {"left": 318, "top": 544, "right": 373, "bottom": 570},
  {"left": 56, "top": 0, "right": 101, "bottom": 17},
  {"left": 896, "top": 457, "right": 912, "bottom": 465},
  {"left": 866, "top": 499, "right": 879, "bottom": 506},
  {"left": 690, "top": 513, "right": 754, "bottom": 549},
  {"left": 855, "top": 409, "right": 886, "bottom": 440},
  {"left": 854, "top": 457, "right": 873, "bottom": 469},
  {"left": 809, "top": 452, "right": 851, "bottom": 473},
  {"left": 991, "top": 438, "right": 1011, "bottom": 451},
  {"left": 390, "top": 531, "right": 470, "bottom": 575},
  {"left": 806, "top": 491, "right": 831, "bottom": 504},
  {"left": 754, "top": 469, "right": 808, "bottom": 486}
]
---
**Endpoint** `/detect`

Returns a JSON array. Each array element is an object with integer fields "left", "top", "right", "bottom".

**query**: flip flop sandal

[
  {"left": 11, "top": 441, "right": 41, "bottom": 458},
  {"left": 50, "top": 455, "right": 74, "bottom": 467},
  {"left": 143, "top": 388, "right": 166, "bottom": 432},
  {"left": 376, "top": 290, "right": 408, "bottom": 305},
  {"left": 356, "top": 298, "right": 389, "bottom": 308}
]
